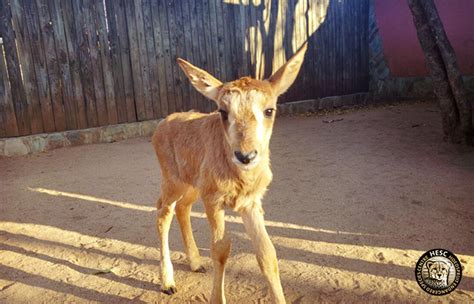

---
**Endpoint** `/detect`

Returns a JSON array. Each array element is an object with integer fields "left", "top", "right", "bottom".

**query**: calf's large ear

[
  {"left": 177, "top": 58, "right": 223, "bottom": 102},
  {"left": 269, "top": 42, "right": 308, "bottom": 96}
]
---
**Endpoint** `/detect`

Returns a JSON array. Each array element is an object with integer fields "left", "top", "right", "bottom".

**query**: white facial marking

[
  {"left": 252, "top": 99, "right": 265, "bottom": 142},
  {"left": 222, "top": 90, "right": 269, "bottom": 170}
]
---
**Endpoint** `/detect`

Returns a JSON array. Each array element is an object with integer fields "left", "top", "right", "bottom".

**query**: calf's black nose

[{"left": 234, "top": 150, "right": 258, "bottom": 164}]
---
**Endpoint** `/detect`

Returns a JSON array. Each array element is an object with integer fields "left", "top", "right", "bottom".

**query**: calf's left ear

[{"left": 269, "top": 42, "right": 308, "bottom": 96}]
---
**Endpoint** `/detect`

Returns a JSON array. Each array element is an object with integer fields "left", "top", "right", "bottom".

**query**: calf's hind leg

[{"left": 156, "top": 188, "right": 181, "bottom": 295}]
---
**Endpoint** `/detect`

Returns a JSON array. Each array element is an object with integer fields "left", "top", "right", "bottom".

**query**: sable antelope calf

[{"left": 152, "top": 43, "right": 307, "bottom": 304}]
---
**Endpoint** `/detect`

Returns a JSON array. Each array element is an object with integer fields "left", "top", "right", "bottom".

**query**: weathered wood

[
  {"left": 167, "top": 0, "right": 184, "bottom": 112},
  {"left": 202, "top": 0, "right": 214, "bottom": 112},
  {"left": 95, "top": 0, "right": 118, "bottom": 125},
  {"left": 135, "top": 0, "right": 154, "bottom": 120},
  {"left": 0, "top": 43, "right": 19, "bottom": 136},
  {"left": 124, "top": 0, "right": 146, "bottom": 121},
  {"left": 0, "top": 0, "right": 369, "bottom": 137},
  {"left": 142, "top": 0, "right": 161, "bottom": 118},
  {"left": 0, "top": 1, "right": 30, "bottom": 135},
  {"left": 114, "top": 0, "right": 136, "bottom": 122},
  {"left": 72, "top": 0, "right": 98, "bottom": 127},
  {"left": 60, "top": 0, "right": 87, "bottom": 129},
  {"left": 36, "top": 0, "right": 66, "bottom": 131},
  {"left": 180, "top": 0, "right": 198, "bottom": 110},
  {"left": 150, "top": 0, "right": 169, "bottom": 116},
  {"left": 83, "top": 0, "right": 107, "bottom": 126},
  {"left": 193, "top": 1, "right": 209, "bottom": 111},
  {"left": 104, "top": 0, "right": 126, "bottom": 123},
  {"left": 10, "top": 0, "right": 43, "bottom": 134},
  {"left": 23, "top": 0, "right": 56, "bottom": 132},
  {"left": 47, "top": 0, "right": 77, "bottom": 130},
  {"left": 175, "top": 0, "right": 191, "bottom": 111},
  {"left": 214, "top": 0, "right": 227, "bottom": 82},
  {"left": 157, "top": 0, "right": 176, "bottom": 114}
]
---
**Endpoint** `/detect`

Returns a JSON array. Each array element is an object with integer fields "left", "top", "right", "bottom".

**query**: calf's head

[{"left": 178, "top": 43, "right": 307, "bottom": 170}]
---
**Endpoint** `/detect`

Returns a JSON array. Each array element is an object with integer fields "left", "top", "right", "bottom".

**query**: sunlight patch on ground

[
  {"left": 0, "top": 250, "right": 152, "bottom": 300},
  {"left": 1, "top": 220, "right": 473, "bottom": 302},
  {"left": 232, "top": 232, "right": 474, "bottom": 278},
  {"left": 28, "top": 187, "right": 379, "bottom": 237},
  {"left": 0, "top": 221, "right": 157, "bottom": 261}
]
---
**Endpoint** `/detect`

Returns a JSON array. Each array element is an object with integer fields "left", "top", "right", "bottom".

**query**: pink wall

[{"left": 375, "top": 0, "right": 474, "bottom": 77}]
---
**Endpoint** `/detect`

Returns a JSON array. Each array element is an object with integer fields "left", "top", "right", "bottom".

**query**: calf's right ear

[{"left": 177, "top": 58, "right": 223, "bottom": 102}]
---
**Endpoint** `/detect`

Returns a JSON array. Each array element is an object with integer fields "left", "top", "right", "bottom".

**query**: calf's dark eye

[
  {"left": 218, "top": 109, "right": 228, "bottom": 121},
  {"left": 264, "top": 108, "right": 274, "bottom": 118}
]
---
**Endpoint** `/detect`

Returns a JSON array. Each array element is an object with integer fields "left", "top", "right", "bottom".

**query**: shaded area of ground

[{"left": 1, "top": 102, "right": 473, "bottom": 303}]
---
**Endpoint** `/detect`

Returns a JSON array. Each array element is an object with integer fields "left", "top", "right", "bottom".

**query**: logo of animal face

[
  {"left": 415, "top": 249, "right": 462, "bottom": 296},
  {"left": 426, "top": 260, "right": 450, "bottom": 286}
]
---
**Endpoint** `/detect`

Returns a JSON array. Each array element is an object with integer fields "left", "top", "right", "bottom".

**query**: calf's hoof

[
  {"left": 162, "top": 286, "right": 178, "bottom": 295},
  {"left": 192, "top": 265, "right": 206, "bottom": 273}
]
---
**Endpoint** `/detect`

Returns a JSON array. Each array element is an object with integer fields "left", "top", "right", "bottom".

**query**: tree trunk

[{"left": 407, "top": 0, "right": 473, "bottom": 145}]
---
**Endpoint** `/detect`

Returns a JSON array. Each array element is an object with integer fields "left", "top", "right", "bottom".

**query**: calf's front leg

[
  {"left": 205, "top": 204, "right": 231, "bottom": 304},
  {"left": 240, "top": 205, "right": 285, "bottom": 304}
]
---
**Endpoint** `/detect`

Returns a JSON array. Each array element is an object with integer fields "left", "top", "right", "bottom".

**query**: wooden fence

[{"left": 0, "top": 0, "right": 369, "bottom": 137}]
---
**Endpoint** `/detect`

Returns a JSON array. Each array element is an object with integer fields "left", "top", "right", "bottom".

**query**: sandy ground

[{"left": 0, "top": 102, "right": 473, "bottom": 303}]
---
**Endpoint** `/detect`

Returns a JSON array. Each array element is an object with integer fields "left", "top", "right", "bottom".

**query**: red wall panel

[{"left": 375, "top": 0, "right": 474, "bottom": 76}]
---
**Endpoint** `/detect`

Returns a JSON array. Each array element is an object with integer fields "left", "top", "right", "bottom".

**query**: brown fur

[{"left": 152, "top": 43, "right": 307, "bottom": 304}]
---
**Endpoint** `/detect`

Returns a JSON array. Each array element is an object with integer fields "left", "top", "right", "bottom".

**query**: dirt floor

[{"left": 1, "top": 102, "right": 473, "bottom": 303}]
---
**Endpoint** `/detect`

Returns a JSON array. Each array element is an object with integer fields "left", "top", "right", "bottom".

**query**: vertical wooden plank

[
  {"left": 47, "top": 0, "right": 77, "bottom": 130},
  {"left": 193, "top": 1, "right": 209, "bottom": 112},
  {"left": 0, "top": 43, "right": 19, "bottom": 136},
  {"left": 208, "top": 0, "right": 220, "bottom": 79},
  {"left": 201, "top": 0, "right": 215, "bottom": 112},
  {"left": 36, "top": 0, "right": 67, "bottom": 131},
  {"left": 244, "top": 0, "right": 253, "bottom": 78},
  {"left": 237, "top": 2, "right": 248, "bottom": 76},
  {"left": 284, "top": 0, "right": 294, "bottom": 61},
  {"left": 104, "top": 0, "right": 126, "bottom": 123},
  {"left": 0, "top": 1, "right": 30, "bottom": 135},
  {"left": 59, "top": 0, "right": 87, "bottom": 129},
  {"left": 36, "top": 0, "right": 66, "bottom": 131},
  {"left": 114, "top": 0, "right": 136, "bottom": 122},
  {"left": 214, "top": 0, "right": 227, "bottom": 82},
  {"left": 225, "top": 3, "right": 238, "bottom": 80},
  {"left": 142, "top": 0, "right": 161, "bottom": 118},
  {"left": 248, "top": 1, "right": 258, "bottom": 78},
  {"left": 362, "top": 0, "right": 369, "bottom": 91},
  {"left": 157, "top": 0, "right": 176, "bottom": 114},
  {"left": 166, "top": 0, "right": 184, "bottom": 112},
  {"left": 72, "top": 0, "right": 98, "bottom": 127},
  {"left": 95, "top": 0, "right": 118, "bottom": 125},
  {"left": 336, "top": 0, "right": 343, "bottom": 95},
  {"left": 134, "top": 0, "right": 153, "bottom": 119},
  {"left": 124, "top": 0, "right": 146, "bottom": 120},
  {"left": 23, "top": 0, "right": 55, "bottom": 132},
  {"left": 232, "top": 2, "right": 243, "bottom": 76},
  {"left": 300, "top": 0, "right": 308, "bottom": 98},
  {"left": 174, "top": 0, "right": 191, "bottom": 111},
  {"left": 83, "top": 0, "right": 108, "bottom": 126},
  {"left": 10, "top": 0, "right": 44, "bottom": 134},
  {"left": 180, "top": 0, "right": 199, "bottom": 111},
  {"left": 150, "top": 0, "right": 169, "bottom": 116},
  {"left": 103, "top": 0, "right": 126, "bottom": 124}
]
